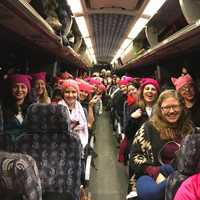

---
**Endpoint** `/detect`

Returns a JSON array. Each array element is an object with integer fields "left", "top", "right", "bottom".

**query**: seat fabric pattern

[
  {"left": 23, "top": 103, "right": 69, "bottom": 133},
  {"left": 15, "top": 104, "right": 82, "bottom": 200},
  {"left": 0, "top": 152, "right": 42, "bottom": 200}
]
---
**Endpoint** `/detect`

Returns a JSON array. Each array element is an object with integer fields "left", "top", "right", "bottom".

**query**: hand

[
  {"left": 156, "top": 173, "right": 166, "bottom": 184},
  {"left": 89, "top": 96, "right": 99, "bottom": 106},
  {"left": 145, "top": 166, "right": 160, "bottom": 180},
  {"left": 131, "top": 108, "right": 142, "bottom": 119},
  {"left": 73, "top": 125, "right": 82, "bottom": 132}
]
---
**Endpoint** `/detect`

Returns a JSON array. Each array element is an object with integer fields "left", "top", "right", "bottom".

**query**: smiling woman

[
  {"left": 128, "top": 89, "right": 194, "bottom": 200},
  {"left": 2, "top": 74, "right": 33, "bottom": 142}
]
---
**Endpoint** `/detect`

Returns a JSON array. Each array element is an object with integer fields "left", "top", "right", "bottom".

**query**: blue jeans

[{"left": 136, "top": 165, "right": 174, "bottom": 200}]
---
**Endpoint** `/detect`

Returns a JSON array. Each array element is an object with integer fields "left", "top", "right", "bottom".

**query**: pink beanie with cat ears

[{"left": 171, "top": 74, "right": 193, "bottom": 91}]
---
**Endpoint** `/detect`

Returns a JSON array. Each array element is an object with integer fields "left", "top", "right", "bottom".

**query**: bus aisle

[{"left": 89, "top": 111, "right": 128, "bottom": 200}]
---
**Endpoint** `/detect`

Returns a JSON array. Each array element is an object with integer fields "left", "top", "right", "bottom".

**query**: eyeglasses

[
  {"left": 161, "top": 105, "right": 180, "bottom": 112},
  {"left": 180, "top": 84, "right": 194, "bottom": 92}
]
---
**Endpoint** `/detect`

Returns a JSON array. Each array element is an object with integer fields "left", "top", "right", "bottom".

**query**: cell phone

[{"left": 71, "top": 120, "right": 80, "bottom": 129}]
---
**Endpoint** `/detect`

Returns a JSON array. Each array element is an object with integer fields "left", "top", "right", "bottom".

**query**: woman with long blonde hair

[
  {"left": 31, "top": 72, "right": 51, "bottom": 104},
  {"left": 128, "top": 89, "right": 194, "bottom": 200}
]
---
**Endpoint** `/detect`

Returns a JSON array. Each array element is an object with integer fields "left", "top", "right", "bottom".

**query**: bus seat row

[{"left": 0, "top": 104, "right": 82, "bottom": 200}]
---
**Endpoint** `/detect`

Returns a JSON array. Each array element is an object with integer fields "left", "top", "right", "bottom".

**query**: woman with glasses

[
  {"left": 128, "top": 90, "right": 194, "bottom": 200},
  {"left": 171, "top": 74, "right": 200, "bottom": 126}
]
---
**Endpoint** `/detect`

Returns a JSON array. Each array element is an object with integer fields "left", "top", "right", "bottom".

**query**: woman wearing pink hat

[
  {"left": 58, "top": 79, "right": 88, "bottom": 149},
  {"left": 2, "top": 74, "right": 33, "bottom": 141},
  {"left": 58, "top": 79, "right": 89, "bottom": 186},
  {"left": 171, "top": 74, "right": 200, "bottom": 126},
  {"left": 31, "top": 72, "right": 51, "bottom": 104},
  {"left": 125, "top": 78, "right": 160, "bottom": 165},
  {"left": 128, "top": 90, "right": 194, "bottom": 200}
]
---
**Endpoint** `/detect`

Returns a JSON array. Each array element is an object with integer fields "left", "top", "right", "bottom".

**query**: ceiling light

[
  {"left": 75, "top": 16, "right": 89, "bottom": 38},
  {"left": 88, "top": 48, "right": 95, "bottom": 55},
  {"left": 143, "top": 0, "right": 167, "bottom": 17},
  {"left": 120, "top": 39, "right": 132, "bottom": 50},
  {"left": 84, "top": 38, "right": 93, "bottom": 48},
  {"left": 128, "top": 18, "right": 148, "bottom": 39},
  {"left": 121, "top": 42, "right": 133, "bottom": 58},
  {"left": 91, "top": 55, "right": 97, "bottom": 64},
  {"left": 67, "top": 0, "right": 83, "bottom": 14},
  {"left": 86, "top": 48, "right": 96, "bottom": 64}
]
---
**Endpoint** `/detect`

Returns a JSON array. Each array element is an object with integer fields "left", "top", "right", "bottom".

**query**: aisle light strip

[
  {"left": 111, "top": 0, "right": 167, "bottom": 64},
  {"left": 88, "top": 48, "right": 95, "bottom": 55},
  {"left": 84, "top": 37, "right": 93, "bottom": 48},
  {"left": 121, "top": 39, "right": 132, "bottom": 49},
  {"left": 75, "top": 16, "right": 96, "bottom": 64},
  {"left": 67, "top": 0, "right": 97, "bottom": 64},
  {"left": 111, "top": 17, "right": 148, "bottom": 64},
  {"left": 128, "top": 18, "right": 148, "bottom": 39},
  {"left": 75, "top": 17, "right": 90, "bottom": 38},
  {"left": 143, "top": 0, "right": 167, "bottom": 17},
  {"left": 67, "top": 0, "right": 83, "bottom": 14}
]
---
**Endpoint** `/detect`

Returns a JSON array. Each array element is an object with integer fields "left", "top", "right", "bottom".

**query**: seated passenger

[
  {"left": 171, "top": 74, "right": 200, "bottom": 126},
  {"left": 78, "top": 80, "right": 97, "bottom": 129},
  {"left": 128, "top": 89, "right": 194, "bottom": 200},
  {"left": 2, "top": 74, "right": 32, "bottom": 142},
  {"left": 58, "top": 79, "right": 88, "bottom": 149},
  {"left": 125, "top": 78, "right": 159, "bottom": 166},
  {"left": 31, "top": 72, "right": 51, "bottom": 104}
]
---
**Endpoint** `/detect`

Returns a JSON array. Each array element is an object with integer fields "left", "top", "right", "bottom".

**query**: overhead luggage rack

[
  {"left": 0, "top": 0, "right": 88, "bottom": 68},
  {"left": 121, "top": 19, "right": 200, "bottom": 70}
]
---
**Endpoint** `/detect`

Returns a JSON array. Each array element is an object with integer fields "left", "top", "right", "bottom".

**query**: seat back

[
  {"left": 15, "top": 103, "right": 82, "bottom": 200},
  {"left": 0, "top": 152, "right": 42, "bottom": 200}
]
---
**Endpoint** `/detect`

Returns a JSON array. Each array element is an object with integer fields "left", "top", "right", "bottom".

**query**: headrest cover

[{"left": 23, "top": 104, "right": 70, "bottom": 133}]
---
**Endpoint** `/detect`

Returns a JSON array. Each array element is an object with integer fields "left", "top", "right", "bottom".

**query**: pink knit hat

[
  {"left": 171, "top": 74, "right": 193, "bottom": 91},
  {"left": 121, "top": 76, "right": 134, "bottom": 83},
  {"left": 62, "top": 79, "right": 79, "bottom": 93},
  {"left": 31, "top": 72, "right": 46, "bottom": 82},
  {"left": 140, "top": 78, "right": 160, "bottom": 91},
  {"left": 97, "top": 83, "right": 106, "bottom": 93},
  {"left": 77, "top": 79, "right": 94, "bottom": 94},
  {"left": 118, "top": 79, "right": 129, "bottom": 86},
  {"left": 60, "top": 72, "right": 73, "bottom": 79},
  {"left": 88, "top": 78, "right": 101, "bottom": 86},
  {"left": 9, "top": 74, "right": 32, "bottom": 91}
]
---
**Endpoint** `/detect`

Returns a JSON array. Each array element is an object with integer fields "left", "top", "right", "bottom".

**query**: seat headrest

[{"left": 23, "top": 103, "right": 70, "bottom": 133}]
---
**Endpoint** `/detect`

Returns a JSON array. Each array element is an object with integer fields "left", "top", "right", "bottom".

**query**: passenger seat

[{"left": 15, "top": 103, "right": 82, "bottom": 200}]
